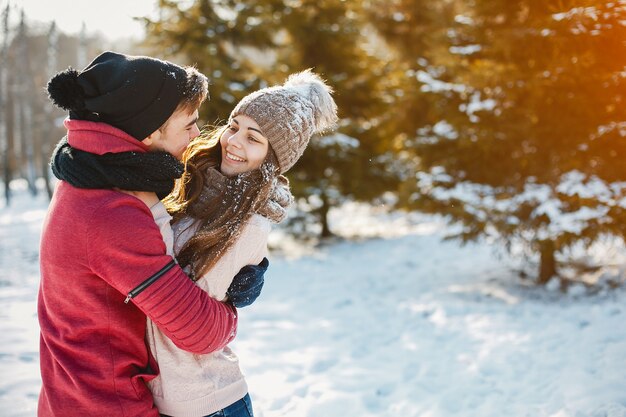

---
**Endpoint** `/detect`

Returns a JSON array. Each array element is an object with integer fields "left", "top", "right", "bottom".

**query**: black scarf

[{"left": 50, "top": 137, "right": 184, "bottom": 199}]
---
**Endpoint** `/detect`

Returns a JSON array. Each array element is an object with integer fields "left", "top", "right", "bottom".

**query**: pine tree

[
  {"left": 268, "top": 0, "right": 400, "bottom": 237},
  {"left": 366, "top": 0, "right": 462, "bottom": 210},
  {"left": 141, "top": 0, "right": 281, "bottom": 124},
  {"left": 395, "top": 0, "right": 626, "bottom": 284},
  {"left": 142, "top": 1, "right": 400, "bottom": 237}
]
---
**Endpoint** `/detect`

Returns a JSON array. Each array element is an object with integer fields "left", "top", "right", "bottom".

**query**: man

[{"left": 38, "top": 51, "right": 266, "bottom": 417}]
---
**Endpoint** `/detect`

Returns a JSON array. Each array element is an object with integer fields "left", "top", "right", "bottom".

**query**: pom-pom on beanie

[
  {"left": 47, "top": 51, "right": 192, "bottom": 141},
  {"left": 230, "top": 69, "right": 339, "bottom": 173}
]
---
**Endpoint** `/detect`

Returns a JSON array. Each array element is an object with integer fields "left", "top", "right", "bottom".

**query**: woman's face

[{"left": 220, "top": 115, "right": 269, "bottom": 176}]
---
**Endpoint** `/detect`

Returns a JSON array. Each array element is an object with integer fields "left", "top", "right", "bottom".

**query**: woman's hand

[{"left": 226, "top": 257, "right": 269, "bottom": 308}]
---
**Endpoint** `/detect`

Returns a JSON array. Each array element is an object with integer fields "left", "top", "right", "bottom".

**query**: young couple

[{"left": 38, "top": 51, "right": 338, "bottom": 417}]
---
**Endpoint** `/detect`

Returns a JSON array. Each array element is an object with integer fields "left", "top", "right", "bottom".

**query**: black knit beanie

[{"left": 47, "top": 51, "right": 187, "bottom": 140}]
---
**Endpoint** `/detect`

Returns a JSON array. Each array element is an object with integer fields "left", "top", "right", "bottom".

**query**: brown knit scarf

[
  {"left": 177, "top": 161, "right": 293, "bottom": 279},
  {"left": 187, "top": 165, "right": 293, "bottom": 224}
]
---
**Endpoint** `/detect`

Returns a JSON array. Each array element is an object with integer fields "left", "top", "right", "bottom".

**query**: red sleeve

[{"left": 86, "top": 194, "right": 237, "bottom": 354}]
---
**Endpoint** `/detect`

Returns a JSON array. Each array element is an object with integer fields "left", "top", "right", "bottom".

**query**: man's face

[{"left": 144, "top": 109, "right": 200, "bottom": 160}]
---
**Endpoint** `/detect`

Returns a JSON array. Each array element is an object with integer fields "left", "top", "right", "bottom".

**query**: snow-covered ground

[{"left": 1, "top": 180, "right": 626, "bottom": 417}]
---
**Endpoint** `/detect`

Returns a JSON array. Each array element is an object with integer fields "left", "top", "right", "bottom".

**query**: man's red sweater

[{"left": 37, "top": 120, "right": 238, "bottom": 417}]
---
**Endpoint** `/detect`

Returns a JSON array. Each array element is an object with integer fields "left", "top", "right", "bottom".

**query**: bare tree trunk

[
  {"left": 17, "top": 10, "right": 36, "bottom": 196},
  {"left": 0, "top": 4, "right": 10, "bottom": 204},
  {"left": 319, "top": 192, "right": 333, "bottom": 238},
  {"left": 4, "top": 70, "right": 16, "bottom": 203},
  {"left": 538, "top": 239, "right": 557, "bottom": 285},
  {"left": 42, "top": 21, "right": 58, "bottom": 200},
  {"left": 41, "top": 141, "right": 53, "bottom": 199},
  {"left": 24, "top": 103, "right": 36, "bottom": 195},
  {"left": 77, "top": 23, "right": 87, "bottom": 68},
  {"left": 17, "top": 77, "right": 37, "bottom": 195}
]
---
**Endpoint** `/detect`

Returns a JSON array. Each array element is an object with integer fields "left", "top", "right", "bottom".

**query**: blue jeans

[{"left": 160, "top": 393, "right": 254, "bottom": 417}]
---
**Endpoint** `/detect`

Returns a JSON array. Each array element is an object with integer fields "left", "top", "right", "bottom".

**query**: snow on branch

[{"left": 414, "top": 167, "right": 626, "bottom": 240}]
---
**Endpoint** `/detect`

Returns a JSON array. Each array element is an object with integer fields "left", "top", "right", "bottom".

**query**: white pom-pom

[{"left": 284, "top": 69, "right": 338, "bottom": 134}]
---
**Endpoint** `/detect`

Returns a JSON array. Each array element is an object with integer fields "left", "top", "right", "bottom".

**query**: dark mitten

[{"left": 226, "top": 257, "right": 269, "bottom": 308}]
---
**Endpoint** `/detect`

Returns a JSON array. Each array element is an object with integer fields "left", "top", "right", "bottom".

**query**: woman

[{"left": 143, "top": 70, "right": 338, "bottom": 417}]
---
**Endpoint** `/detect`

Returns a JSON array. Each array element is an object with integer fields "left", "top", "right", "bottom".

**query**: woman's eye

[{"left": 229, "top": 126, "right": 237, "bottom": 132}]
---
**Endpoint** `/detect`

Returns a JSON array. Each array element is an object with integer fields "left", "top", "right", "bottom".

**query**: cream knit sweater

[{"left": 146, "top": 202, "right": 270, "bottom": 417}]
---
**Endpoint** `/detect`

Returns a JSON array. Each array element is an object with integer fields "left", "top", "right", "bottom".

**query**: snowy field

[{"left": 1, "top": 180, "right": 626, "bottom": 417}]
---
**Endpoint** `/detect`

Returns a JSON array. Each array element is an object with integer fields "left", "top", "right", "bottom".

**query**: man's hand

[{"left": 226, "top": 257, "right": 269, "bottom": 308}]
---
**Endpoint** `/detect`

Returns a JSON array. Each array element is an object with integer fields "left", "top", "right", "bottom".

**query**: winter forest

[{"left": 1, "top": 1, "right": 626, "bottom": 416}]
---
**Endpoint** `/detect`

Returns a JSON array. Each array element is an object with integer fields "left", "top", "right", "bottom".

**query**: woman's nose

[{"left": 228, "top": 133, "right": 243, "bottom": 147}]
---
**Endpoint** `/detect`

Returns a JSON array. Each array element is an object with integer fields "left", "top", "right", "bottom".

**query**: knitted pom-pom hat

[
  {"left": 230, "top": 69, "right": 338, "bottom": 173},
  {"left": 46, "top": 51, "right": 197, "bottom": 141}
]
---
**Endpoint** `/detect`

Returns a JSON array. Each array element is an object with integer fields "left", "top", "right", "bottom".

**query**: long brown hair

[{"left": 163, "top": 126, "right": 278, "bottom": 279}]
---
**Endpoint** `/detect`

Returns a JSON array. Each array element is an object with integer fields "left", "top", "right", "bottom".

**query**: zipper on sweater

[{"left": 124, "top": 260, "right": 177, "bottom": 304}]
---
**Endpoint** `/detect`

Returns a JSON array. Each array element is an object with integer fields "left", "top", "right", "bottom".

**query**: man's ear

[{"left": 141, "top": 130, "right": 160, "bottom": 147}]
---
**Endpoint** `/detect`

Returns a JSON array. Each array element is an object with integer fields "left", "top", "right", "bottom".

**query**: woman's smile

[{"left": 225, "top": 151, "right": 246, "bottom": 163}]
